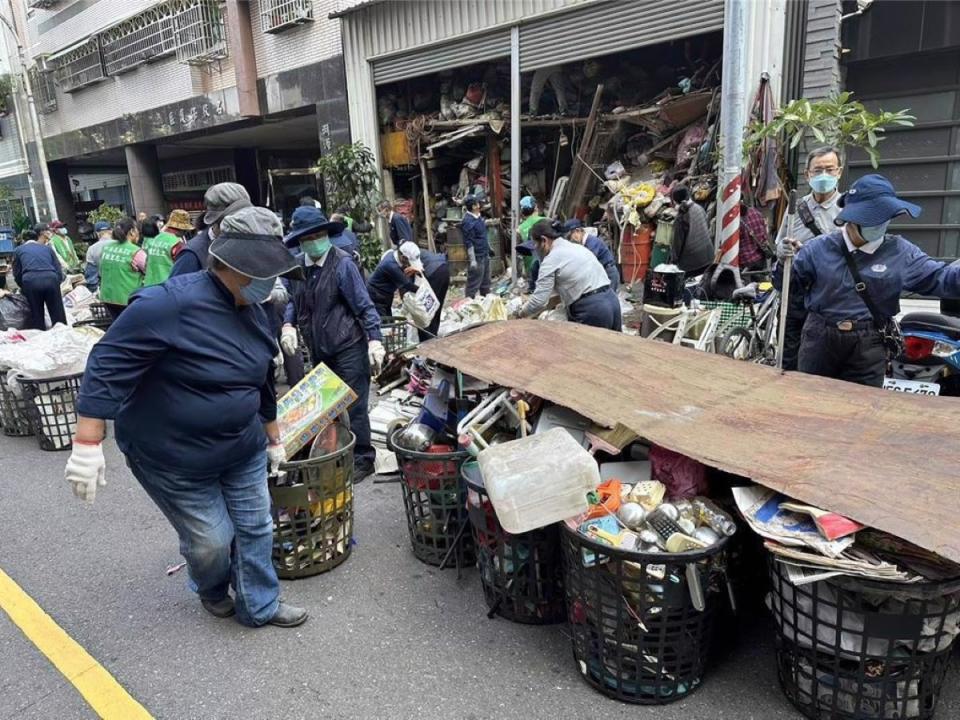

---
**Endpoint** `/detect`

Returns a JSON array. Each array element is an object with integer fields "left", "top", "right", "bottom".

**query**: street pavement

[{"left": 1, "top": 431, "right": 958, "bottom": 720}]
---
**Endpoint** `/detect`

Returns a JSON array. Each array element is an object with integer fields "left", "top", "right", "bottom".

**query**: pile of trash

[{"left": 0, "top": 323, "right": 102, "bottom": 380}]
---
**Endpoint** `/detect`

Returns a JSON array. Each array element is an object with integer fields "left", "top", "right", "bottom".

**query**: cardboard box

[{"left": 277, "top": 363, "right": 357, "bottom": 459}]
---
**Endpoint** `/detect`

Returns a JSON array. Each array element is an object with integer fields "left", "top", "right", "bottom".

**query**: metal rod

[
  {"left": 716, "top": 0, "right": 747, "bottom": 265},
  {"left": 509, "top": 26, "right": 520, "bottom": 285},
  {"left": 419, "top": 157, "right": 435, "bottom": 252},
  {"left": 776, "top": 190, "right": 798, "bottom": 372}
]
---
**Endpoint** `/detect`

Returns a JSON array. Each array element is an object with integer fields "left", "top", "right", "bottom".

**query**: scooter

[{"left": 887, "top": 300, "right": 960, "bottom": 396}]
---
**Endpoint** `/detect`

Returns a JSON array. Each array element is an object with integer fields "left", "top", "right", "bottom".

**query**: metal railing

[
  {"left": 172, "top": 0, "right": 228, "bottom": 66},
  {"left": 100, "top": 4, "right": 177, "bottom": 75},
  {"left": 261, "top": 0, "right": 314, "bottom": 34},
  {"left": 55, "top": 38, "right": 106, "bottom": 93}
]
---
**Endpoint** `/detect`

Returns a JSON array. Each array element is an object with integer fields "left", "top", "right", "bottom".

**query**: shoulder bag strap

[
  {"left": 796, "top": 200, "right": 825, "bottom": 238},
  {"left": 840, "top": 241, "right": 886, "bottom": 329}
]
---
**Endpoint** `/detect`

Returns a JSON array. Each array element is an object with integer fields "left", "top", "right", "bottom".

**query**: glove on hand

[
  {"left": 65, "top": 441, "right": 106, "bottom": 503},
  {"left": 280, "top": 325, "right": 298, "bottom": 356},
  {"left": 368, "top": 340, "right": 386, "bottom": 375},
  {"left": 267, "top": 443, "right": 286, "bottom": 476}
]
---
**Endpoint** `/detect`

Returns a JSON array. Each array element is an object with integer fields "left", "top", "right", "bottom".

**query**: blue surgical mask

[
  {"left": 239, "top": 276, "right": 276, "bottom": 305},
  {"left": 809, "top": 173, "right": 838, "bottom": 195},
  {"left": 301, "top": 238, "right": 331, "bottom": 259},
  {"left": 858, "top": 221, "right": 890, "bottom": 244}
]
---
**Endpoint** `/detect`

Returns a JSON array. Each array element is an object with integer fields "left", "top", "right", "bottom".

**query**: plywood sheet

[{"left": 420, "top": 320, "right": 960, "bottom": 563}]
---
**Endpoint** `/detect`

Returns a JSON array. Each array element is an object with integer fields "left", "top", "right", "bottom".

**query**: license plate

[{"left": 883, "top": 377, "right": 941, "bottom": 396}]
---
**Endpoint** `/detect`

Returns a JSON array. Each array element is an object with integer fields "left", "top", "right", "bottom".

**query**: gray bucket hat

[
  {"left": 203, "top": 182, "right": 252, "bottom": 226},
  {"left": 209, "top": 207, "right": 304, "bottom": 281}
]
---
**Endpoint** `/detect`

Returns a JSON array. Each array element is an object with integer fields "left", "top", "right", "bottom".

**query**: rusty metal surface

[{"left": 420, "top": 320, "right": 960, "bottom": 563}]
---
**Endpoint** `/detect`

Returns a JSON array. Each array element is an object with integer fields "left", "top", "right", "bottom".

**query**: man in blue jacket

[
  {"left": 462, "top": 195, "right": 490, "bottom": 298},
  {"left": 368, "top": 241, "right": 449, "bottom": 341},
  {"left": 377, "top": 200, "right": 413, "bottom": 247},
  {"left": 13, "top": 226, "right": 66, "bottom": 329},
  {"left": 785, "top": 174, "right": 960, "bottom": 387},
  {"left": 280, "top": 208, "right": 383, "bottom": 482},
  {"left": 564, "top": 218, "right": 619, "bottom": 291}
]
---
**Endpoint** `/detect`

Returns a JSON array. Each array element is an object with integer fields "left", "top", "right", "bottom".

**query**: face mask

[
  {"left": 858, "top": 221, "right": 890, "bottom": 244},
  {"left": 301, "top": 238, "right": 330, "bottom": 259},
  {"left": 239, "top": 276, "right": 276, "bottom": 305},
  {"left": 809, "top": 173, "right": 839, "bottom": 194}
]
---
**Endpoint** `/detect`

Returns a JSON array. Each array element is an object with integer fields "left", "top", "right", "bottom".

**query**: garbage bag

[{"left": 0, "top": 294, "right": 31, "bottom": 330}]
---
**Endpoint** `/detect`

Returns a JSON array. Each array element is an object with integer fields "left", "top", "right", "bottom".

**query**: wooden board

[{"left": 420, "top": 320, "right": 960, "bottom": 564}]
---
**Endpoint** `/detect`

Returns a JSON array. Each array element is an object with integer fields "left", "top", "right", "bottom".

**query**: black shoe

[
  {"left": 268, "top": 602, "right": 308, "bottom": 628},
  {"left": 354, "top": 465, "right": 374, "bottom": 484},
  {"left": 201, "top": 597, "right": 235, "bottom": 618}
]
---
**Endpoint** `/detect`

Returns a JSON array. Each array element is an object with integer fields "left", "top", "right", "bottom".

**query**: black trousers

[
  {"left": 419, "top": 267, "right": 450, "bottom": 342},
  {"left": 782, "top": 275, "right": 807, "bottom": 372},
  {"left": 798, "top": 313, "right": 886, "bottom": 388},
  {"left": 21, "top": 274, "right": 66, "bottom": 330}
]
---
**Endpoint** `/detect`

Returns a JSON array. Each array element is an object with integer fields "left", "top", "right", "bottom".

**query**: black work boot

[
  {"left": 268, "top": 602, "right": 309, "bottom": 628},
  {"left": 201, "top": 597, "right": 235, "bottom": 618}
]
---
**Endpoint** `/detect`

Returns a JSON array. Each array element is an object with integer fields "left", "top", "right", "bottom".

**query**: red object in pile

[{"left": 403, "top": 444, "right": 458, "bottom": 491}]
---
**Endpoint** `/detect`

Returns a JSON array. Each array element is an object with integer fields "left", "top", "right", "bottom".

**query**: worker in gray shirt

[
  {"left": 516, "top": 220, "right": 621, "bottom": 331},
  {"left": 775, "top": 145, "right": 843, "bottom": 370}
]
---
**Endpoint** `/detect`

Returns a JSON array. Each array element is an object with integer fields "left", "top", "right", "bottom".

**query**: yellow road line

[{"left": 0, "top": 567, "right": 153, "bottom": 719}]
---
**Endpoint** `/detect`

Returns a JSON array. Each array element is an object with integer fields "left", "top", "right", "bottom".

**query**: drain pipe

[
  {"left": 510, "top": 26, "right": 520, "bottom": 284},
  {"left": 716, "top": 0, "right": 747, "bottom": 266}
]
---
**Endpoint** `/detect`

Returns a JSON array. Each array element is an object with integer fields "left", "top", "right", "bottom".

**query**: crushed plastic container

[{"left": 477, "top": 427, "right": 600, "bottom": 534}]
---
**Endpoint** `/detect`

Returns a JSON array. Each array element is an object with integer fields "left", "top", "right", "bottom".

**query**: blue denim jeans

[{"left": 127, "top": 450, "right": 280, "bottom": 627}]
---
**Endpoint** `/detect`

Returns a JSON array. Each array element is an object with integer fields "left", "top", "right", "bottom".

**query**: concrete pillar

[
  {"left": 124, "top": 144, "right": 165, "bottom": 218},
  {"left": 224, "top": 0, "right": 262, "bottom": 117},
  {"left": 47, "top": 161, "right": 77, "bottom": 238}
]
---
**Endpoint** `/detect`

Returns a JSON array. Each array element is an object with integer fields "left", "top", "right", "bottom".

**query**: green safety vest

[
  {"left": 142, "top": 231, "right": 181, "bottom": 286},
  {"left": 99, "top": 241, "right": 143, "bottom": 306},
  {"left": 52, "top": 233, "right": 80, "bottom": 270},
  {"left": 344, "top": 215, "right": 354, "bottom": 231},
  {"left": 518, "top": 214, "right": 544, "bottom": 242}
]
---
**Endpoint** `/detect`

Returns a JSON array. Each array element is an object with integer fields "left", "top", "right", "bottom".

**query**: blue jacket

[
  {"left": 367, "top": 251, "right": 416, "bottom": 307},
  {"left": 13, "top": 241, "right": 63, "bottom": 287},
  {"left": 461, "top": 213, "right": 489, "bottom": 258},
  {"left": 169, "top": 228, "right": 210, "bottom": 277},
  {"left": 331, "top": 228, "right": 359, "bottom": 256},
  {"left": 388, "top": 213, "right": 413, "bottom": 246},
  {"left": 77, "top": 271, "right": 277, "bottom": 474},
  {"left": 585, "top": 234, "right": 616, "bottom": 269},
  {"left": 421, "top": 250, "right": 448, "bottom": 278},
  {"left": 791, "top": 231, "right": 960, "bottom": 322},
  {"left": 284, "top": 248, "right": 382, "bottom": 360}
]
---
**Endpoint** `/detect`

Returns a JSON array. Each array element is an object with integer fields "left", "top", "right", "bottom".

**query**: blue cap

[
  {"left": 520, "top": 196, "right": 536, "bottom": 211},
  {"left": 283, "top": 205, "right": 345, "bottom": 247},
  {"left": 562, "top": 218, "right": 583, "bottom": 234},
  {"left": 464, "top": 194, "right": 478, "bottom": 209},
  {"left": 94, "top": 221, "right": 111, "bottom": 232},
  {"left": 835, "top": 174, "right": 921, "bottom": 227}
]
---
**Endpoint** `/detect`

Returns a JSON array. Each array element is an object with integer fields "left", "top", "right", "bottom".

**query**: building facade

[{"left": 11, "top": 0, "right": 348, "bottom": 235}]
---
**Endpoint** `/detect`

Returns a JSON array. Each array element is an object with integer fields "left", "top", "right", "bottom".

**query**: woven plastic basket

[
  {"left": 18, "top": 373, "right": 82, "bottom": 450},
  {"left": 0, "top": 369, "right": 33, "bottom": 436}
]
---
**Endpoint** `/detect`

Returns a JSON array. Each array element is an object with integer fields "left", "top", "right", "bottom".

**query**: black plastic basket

[
  {"left": 74, "top": 302, "right": 113, "bottom": 330},
  {"left": 270, "top": 425, "right": 355, "bottom": 579},
  {"left": 768, "top": 558, "right": 960, "bottom": 720},
  {"left": 390, "top": 427, "right": 475, "bottom": 570},
  {"left": 561, "top": 520, "right": 731, "bottom": 704},
  {"left": 381, "top": 316, "right": 416, "bottom": 356},
  {"left": 18, "top": 373, "right": 82, "bottom": 450},
  {"left": 463, "top": 461, "right": 565, "bottom": 624},
  {"left": 0, "top": 370, "right": 33, "bottom": 436}
]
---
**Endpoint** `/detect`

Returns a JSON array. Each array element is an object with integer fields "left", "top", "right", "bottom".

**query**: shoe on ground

[
  {"left": 269, "top": 602, "right": 308, "bottom": 628},
  {"left": 201, "top": 596, "right": 235, "bottom": 618},
  {"left": 353, "top": 464, "right": 374, "bottom": 484}
]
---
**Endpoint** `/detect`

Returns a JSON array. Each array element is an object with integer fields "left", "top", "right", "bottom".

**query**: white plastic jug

[{"left": 478, "top": 427, "right": 601, "bottom": 534}]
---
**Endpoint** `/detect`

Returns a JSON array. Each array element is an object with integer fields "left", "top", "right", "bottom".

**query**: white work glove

[
  {"left": 280, "top": 324, "right": 298, "bottom": 356},
  {"left": 267, "top": 442, "right": 286, "bottom": 476},
  {"left": 368, "top": 340, "right": 386, "bottom": 375},
  {"left": 64, "top": 441, "right": 106, "bottom": 503},
  {"left": 467, "top": 246, "right": 478, "bottom": 270},
  {"left": 267, "top": 279, "right": 288, "bottom": 306},
  {"left": 777, "top": 235, "right": 798, "bottom": 260}
]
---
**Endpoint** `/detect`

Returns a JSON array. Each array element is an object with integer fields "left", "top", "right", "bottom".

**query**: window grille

[
  {"left": 100, "top": 4, "right": 177, "bottom": 75},
  {"left": 27, "top": 0, "right": 61, "bottom": 9},
  {"left": 172, "top": 0, "right": 228, "bottom": 66},
  {"left": 29, "top": 68, "right": 57, "bottom": 114},
  {"left": 55, "top": 39, "right": 106, "bottom": 93},
  {"left": 162, "top": 165, "right": 235, "bottom": 193},
  {"left": 261, "top": 0, "right": 314, "bottom": 34}
]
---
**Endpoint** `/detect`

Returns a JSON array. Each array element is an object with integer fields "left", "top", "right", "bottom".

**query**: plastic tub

[
  {"left": 768, "top": 559, "right": 960, "bottom": 720},
  {"left": 561, "top": 520, "right": 731, "bottom": 704},
  {"left": 463, "top": 461, "right": 565, "bottom": 624},
  {"left": 390, "top": 427, "right": 475, "bottom": 569},
  {"left": 270, "top": 424, "right": 355, "bottom": 579},
  {"left": 18, "top": 373, "right": 82, "bottom": 450}
]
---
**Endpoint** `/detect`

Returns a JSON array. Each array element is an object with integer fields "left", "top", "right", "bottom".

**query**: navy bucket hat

[
  {"left": 283, "top": 205, "right": 345, "bottom": 248},
  {"left": 834, "top": 174, "right": 921, "bottom": 226}
]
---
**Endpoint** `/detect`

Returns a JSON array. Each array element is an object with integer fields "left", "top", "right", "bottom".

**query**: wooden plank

[{"left": 420, "top": 320, "right": 960, "bottom": 564}]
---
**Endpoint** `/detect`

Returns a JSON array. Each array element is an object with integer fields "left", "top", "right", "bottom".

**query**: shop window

[
  {"left": 29, "top": 68, "right": 57, "bottom": 114},
  {"left": 171, "top": 0, "right": 228, "bottom": 66},
  {"left": 261, "top": 0, "right": 314, "bottom": 34},
  {"left": 55, "top": 39, "right": 106, "bottom": 93},
  {"left": 100, "top": 4, "right": 178, "bottom": 75}
]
